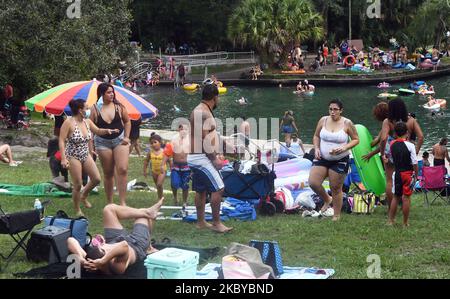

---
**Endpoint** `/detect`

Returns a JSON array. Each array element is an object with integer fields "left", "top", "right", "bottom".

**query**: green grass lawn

[{"left": 1, "top": 148, "right": 450, "bottom": 279}]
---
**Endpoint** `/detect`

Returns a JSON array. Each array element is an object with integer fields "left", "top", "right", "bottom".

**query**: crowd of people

[
  {"left": 2, "top": 76, "right": 449, "bottom": 276},
  {"left": 284, "top": 39, "right": 445, "bottom": 74},
  {"left": 0, "top": 83, "right": 30, "bottom": 129}
]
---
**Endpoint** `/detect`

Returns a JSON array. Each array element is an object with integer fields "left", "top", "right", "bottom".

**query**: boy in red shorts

[{"left": 388, "top": 122, "right": 418, "bottom": 227}]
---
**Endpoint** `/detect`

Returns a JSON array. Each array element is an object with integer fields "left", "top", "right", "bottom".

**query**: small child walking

[
  {"left": 143, "top": 133, "right": 167, "bottom": 199},
  {"left": 388, "top": 122, "right": 419, "bottom": 227}
]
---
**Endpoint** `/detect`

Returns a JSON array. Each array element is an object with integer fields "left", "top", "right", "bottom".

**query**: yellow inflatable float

[
  {"left": 218, "top": 86, "right": 227, "bottom": 94},
  {"left": 183, "top": 83, "right": 200, "bottom": 91}
]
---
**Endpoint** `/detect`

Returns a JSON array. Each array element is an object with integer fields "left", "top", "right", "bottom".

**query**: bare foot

[
  {"left": 210, "top": 223, "right": 233, "bottom": 233},
  {"left": 196, "top": 221, "right": 213, "bottom": 229},
  {"left": 387, "top": 221, "right": 395, "bottom": 226},
  {"left": 75, "top": 210, "right": 85, "bottom": 218},
  {"left": 321, "top": 196, "right": 333, "bottom": 213},
  {"left": 332, "top": 216, "right": 341, "bottom": 222},
  {"left": 403, "top": 223, "right": 409, "bottom": 228},
  {"left": 144, "top": 197, "right": 164, "bottom": 219},
  {"left": 146, "top": 246, "right": 159, "bottom": 255},
  {"left": 81, "top": 196, "right": 92, "bottom": 209}
]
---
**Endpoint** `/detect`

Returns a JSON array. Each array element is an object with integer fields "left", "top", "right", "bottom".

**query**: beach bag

[
  {"left": 352, "top": 192, "right": 375, "bottom": 214},
  {"left": 342, "top": 195, "right": 353, "bottom": 214},
  {"left": 296, "top": 191, "right": 316, "bottom": 210},
  {"left": 249, "top": 240, "right": 284, "bottom": 277},
  {"left": 44, "top": 210, "right": 91, "bottom": 247},
  {"left": 222, "top": 256, "right": 270, "bottom": 279}
]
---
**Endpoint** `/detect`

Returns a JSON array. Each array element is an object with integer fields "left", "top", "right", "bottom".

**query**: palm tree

[{"left": 228, "top": 0, "right": 324, "bottom": 66}]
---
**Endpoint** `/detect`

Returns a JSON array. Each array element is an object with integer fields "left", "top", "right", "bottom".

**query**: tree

[
  {"left": 130, "top": 0, "right": 241, "bottom": 52},
  {"left": 0, "top": 0, "right": 133, "bottom": 98},
  {"left": 228, "top": 0, "right": 324, "bottom": 66},
  {"left": 406, "top": 0, "right": 450, "bottom": 50}
]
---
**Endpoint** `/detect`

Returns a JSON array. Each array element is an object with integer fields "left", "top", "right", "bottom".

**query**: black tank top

[{"left": 95, "top": 104, "right": 124, "bottom": 140}]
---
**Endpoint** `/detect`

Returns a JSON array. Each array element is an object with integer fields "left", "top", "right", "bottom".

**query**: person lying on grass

[
  {"left": 67, "top": 198, "right": 163, "bottom": 275},
  {"left": 0, "top": 144, "right": 20, "bottom": 166}
]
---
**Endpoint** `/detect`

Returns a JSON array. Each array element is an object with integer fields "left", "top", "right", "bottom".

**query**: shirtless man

[
  {"left": 162, "top": 124, "right": 191, "bottom": 206},
  {"left": 432, "top": 138, "right": 450, "bottom": 167},
  {"left": 187, "top": 84, "right": 234, "bottom": 233},
  {"left": 67, "top": 198, "right": 163, "bottom": 275}
]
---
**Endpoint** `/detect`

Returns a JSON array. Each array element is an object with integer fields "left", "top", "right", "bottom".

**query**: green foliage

[
  {"left": 227, "top": 0, "right": 323, "bottom": 64},
  {"left": 405, "top": 0, "right": 450, "bottom": 50},
  {"left": 130, "top": 0, "right": 241, "bottom": 52},
  {"left": 0, "top": 0, "right": 133, "bottom": 97}
]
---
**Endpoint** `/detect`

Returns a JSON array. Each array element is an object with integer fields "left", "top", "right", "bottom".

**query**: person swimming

[{"left": 237, "top": 97, "right": 248, "bottom": 105}]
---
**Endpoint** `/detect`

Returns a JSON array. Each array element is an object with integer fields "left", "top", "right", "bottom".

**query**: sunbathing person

[
  {"left": 0, "top": 144, "right": 20, "bottom": 166},
  {"left": 67, "top": 198, "right": 163, "bottom": 275}
]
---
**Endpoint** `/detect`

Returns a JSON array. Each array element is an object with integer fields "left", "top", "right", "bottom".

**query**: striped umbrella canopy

[{"left": 25, "top": 79, "right": 158, "bottom": 120}]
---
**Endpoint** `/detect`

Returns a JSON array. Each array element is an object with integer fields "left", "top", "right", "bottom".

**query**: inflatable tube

[
  {"left": 378, "top": 93, "right": 398, "bottom": 99},
  {"left": 274, "top": 171, "right": 310, "bottom": 191},
  {"left": 274, "top": 158, "right": 312, "bottom": 178},
  {"left": 281, "top": 70, "right": 306, "bottom": 75},
  {"left": 398, "top": 88, "right": 415, "bottom": 95},
  {"left": 418, "top": 89, "right": 435, "bottom": 96},
  {"left": 183, "top": 83, "right": 199, "bottom": 91},
  {"left": 351, "top": 125, "right": 386, "bottom": 196},
  {"left": 218, "top": 87, "right": 227, "bottom": 94},
  {"left": 423, "top": 103, "right": 441, "bottom": 112},
  {"left": 437, "top": 99, "right": 447, "bottom": 108},
  {"left": 410, "top": 81, "right": 426, "bottom": 91},
  {"left": 293, "top": 90, "right": 315, "bottom": 96},
  {"left": 343, "top": 55, "right": 356, "bottom": 67},
  {"left": 377, "top": 82, "right": 391, "bottom": 89}
]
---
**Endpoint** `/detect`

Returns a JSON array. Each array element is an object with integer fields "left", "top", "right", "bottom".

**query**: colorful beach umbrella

[{"left": 25, "top": 80, "right": 158, "bottom": 120}]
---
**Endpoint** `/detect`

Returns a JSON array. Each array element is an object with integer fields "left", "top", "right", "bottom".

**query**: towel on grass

[{"left": 0, "top": 183, "right": 71, "bottom": 197}]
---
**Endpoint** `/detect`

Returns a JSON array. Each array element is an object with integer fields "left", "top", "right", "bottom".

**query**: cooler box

[
  {"left": 26, "top": 225, "right": 70, "bottom": 264},
  {"left": 144, "top": 247, "right": 199, "bottom": 279}
]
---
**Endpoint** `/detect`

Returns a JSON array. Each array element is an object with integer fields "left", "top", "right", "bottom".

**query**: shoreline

[{"left": 156, "top": 65, "right": 450, "bottom": 87}]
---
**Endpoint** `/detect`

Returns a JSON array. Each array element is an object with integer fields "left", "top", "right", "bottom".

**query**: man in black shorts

[{"left": 67, "top": 198, "right": 163, "bottom": 275}]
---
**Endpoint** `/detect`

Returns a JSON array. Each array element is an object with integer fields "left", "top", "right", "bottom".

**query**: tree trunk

[{"left": 322, "top": 6, "right": 329, "bottom": 37}]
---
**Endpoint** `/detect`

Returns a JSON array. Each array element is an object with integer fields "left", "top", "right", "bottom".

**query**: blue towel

[{"left": 182, "top": 198, "right": 257, "bottom": 222}]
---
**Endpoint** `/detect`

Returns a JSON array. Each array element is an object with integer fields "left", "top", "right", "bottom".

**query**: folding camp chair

[
  {"left": 421, "top": 166, "right": 449, "bottom": 206},
  {"left": 0, "top": 203, "right": 48, "bottom": 271}
]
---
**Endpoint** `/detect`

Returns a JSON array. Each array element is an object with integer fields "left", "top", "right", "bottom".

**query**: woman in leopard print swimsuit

[{"left": 59, "top": 99, "right": 119, "bottom": 217}]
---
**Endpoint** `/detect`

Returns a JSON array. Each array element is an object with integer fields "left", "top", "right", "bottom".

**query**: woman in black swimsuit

[{"left": 90, "top": 83, "right": 131, "bottom": 206}]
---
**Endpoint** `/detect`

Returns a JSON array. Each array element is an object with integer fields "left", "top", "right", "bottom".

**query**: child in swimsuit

[{"left": 143, "top": 133, "right": 167, "bottom": 199}]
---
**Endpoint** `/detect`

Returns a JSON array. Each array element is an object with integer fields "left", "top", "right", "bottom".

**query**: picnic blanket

[
  {"left": 0, "top": 182, "right": 71, "bottom": 197},
  {"left": 183, "top": 198, "right": 256, "bottom": 222},
  {"left": 196, "top": 263, "right": 335, "bottom": 279}
]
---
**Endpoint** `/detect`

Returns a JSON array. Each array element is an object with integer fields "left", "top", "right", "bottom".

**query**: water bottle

[{"left": 34, "top": 198, "right": 42, "bottom": 211}]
